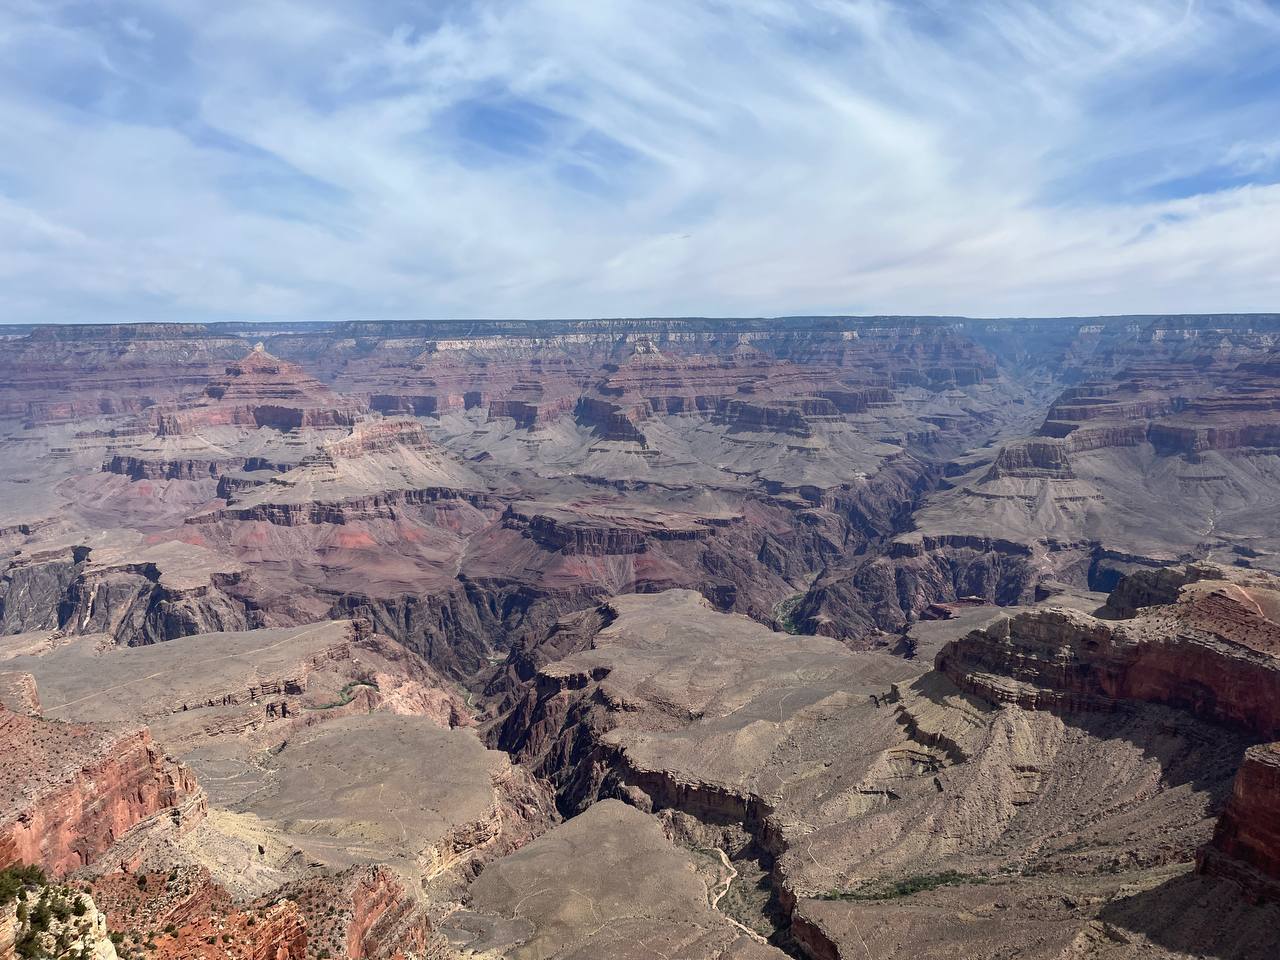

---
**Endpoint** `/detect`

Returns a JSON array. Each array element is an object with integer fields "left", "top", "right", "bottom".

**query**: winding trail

[{"left": 709, "top": 847, "right": 770, "bottom": 945}]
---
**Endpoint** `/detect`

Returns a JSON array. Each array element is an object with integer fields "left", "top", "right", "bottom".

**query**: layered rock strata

[{"left": 0, "top": 704, "right": 202, "bottom": 876}]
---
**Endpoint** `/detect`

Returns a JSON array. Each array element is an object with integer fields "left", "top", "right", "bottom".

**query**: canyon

[{"left": 3, "top": 314, "right": 1280, "bottom": 959}]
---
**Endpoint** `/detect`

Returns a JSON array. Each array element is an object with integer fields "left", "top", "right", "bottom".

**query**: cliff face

[
  {"left": 1198, "top": 743, "right": 1280, "bottom": 903},
  {"left": 0, "top": 545, "right": 254, "bottom": 647},
  {"left": 0, "top": 707, "right": 203, "bottom": 877},
  {"left": 936, "top": 581, "right": 1280, "bottom": 740},
  {"left": 344, "top": 866, "right": 431, "bottom": 959},
  {"left": 936, "top": 564, "right": 1280, "bottom": 904},
  {"left": 796, "top": 533, "right": 1037, "bottom": 642}
]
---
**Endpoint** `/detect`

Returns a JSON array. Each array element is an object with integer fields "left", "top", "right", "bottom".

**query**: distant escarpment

[{"left": 153, "top": 348, "right": 365, "bottom": 435}]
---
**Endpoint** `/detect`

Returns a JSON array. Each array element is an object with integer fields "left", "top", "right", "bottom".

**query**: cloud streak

[{"left": 1, "top": 0, "right": 1278, "bottom": 322}]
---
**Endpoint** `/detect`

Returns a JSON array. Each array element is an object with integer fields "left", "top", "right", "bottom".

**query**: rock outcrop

[
  {"left": 1198, "top": 743, "right": 1280, "bottom": 903},
  {"left": 155, "top": 347, "right": 365, "bottom": 435},
  {"left": 0, "top": 703, "right": 202, "bottom": 877},
  {"left": 88, "top": 866, "right": 307, "bottom": 960},
  {"left": 0, "top": 539, "right": 255, "bottom": 648},
  {"left": 276, "top": 865, "right": 433, "bottom": 960},
  {"left": 938, "top": 564, "right": 1280, "bottom": 908},
  {"left": 936, "top": 566, "right": 1280, "bottom": 738},
  {"left": 1, "top": 868, "right": 119, "bottom": 960}
]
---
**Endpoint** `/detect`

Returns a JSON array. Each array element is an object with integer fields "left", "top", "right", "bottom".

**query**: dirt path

[{"left": 710, "top": 847, "right": 770, "bottom": 945}]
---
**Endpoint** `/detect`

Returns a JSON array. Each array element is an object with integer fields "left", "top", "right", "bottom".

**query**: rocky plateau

[{"left": 4, "top": 314, "right": 1280, "bottom": 959}]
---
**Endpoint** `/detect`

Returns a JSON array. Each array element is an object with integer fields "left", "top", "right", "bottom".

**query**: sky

[{"left": 2, "top": 0, "right": 1280, "bottom": 324}]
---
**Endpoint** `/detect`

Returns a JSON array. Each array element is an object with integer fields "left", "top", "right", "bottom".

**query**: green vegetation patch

[
  {"left": 0, "top": 863, "right": 47, "bottom": 905},
  {"left": 1, "top": 863, "right": 103, "bottom": 960},
  {"left": 815, "top": 870, "right": 988, "bottom": 901},
  {"left": 308, "top": 679, "right": 379, "bottom": 711},
  {"left": 774, "top": 594, "right": 805, "bottom": 635}
]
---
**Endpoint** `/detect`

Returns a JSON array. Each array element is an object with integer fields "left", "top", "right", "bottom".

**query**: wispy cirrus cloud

[{"left": 0, "top": 0, "right": 1278, "bottom": 323}]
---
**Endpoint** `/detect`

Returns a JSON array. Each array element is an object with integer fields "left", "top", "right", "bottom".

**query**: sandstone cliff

[
  {"left": 936, "top": 570, "right": 1280, "bottom": 738},
  {"left": 0, "top": 705, "right": 202, "bottom": 877},
  {"left": 937, "top": 564, "right": 1280, "bottom": 905},
  {"left": 1197, "top": 743, "right": 1280, "bottom": 903}
]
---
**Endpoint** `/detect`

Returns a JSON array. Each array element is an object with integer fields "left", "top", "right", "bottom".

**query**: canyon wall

[{"left": 0, "top": 707, "right": 203, "bottom": 877}]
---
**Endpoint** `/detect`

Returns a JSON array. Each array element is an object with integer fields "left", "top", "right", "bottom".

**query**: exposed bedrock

[
  {"left": 573, "top": 395, "right": 648, "bottom": 444},
  {"left": 326, "top": 571, "right": 623, "bottom": 680},
  {"left": 266, "top": 864, "right": 435, "bottom": 960},
  {"left": 327, "top": 586, "right": 497, "bottom": 678},
  {"left": 154, "top": 348, "right": 365, "bottom": 436},
  {"left": 937, "top": 564, "right": 1280, "bottom": 905},
  {"left": 1149, "top": 420, "right": 1280, "bottom": 456},
  {"left": 340, "top": 865, "right": 436, "bottom": 960},
  {"left": 0, "top": 878, "right": 122, "bottom": 960},
  {"left": 1, "top": 547, "right": 256, "bottom": 646},
  {"left": 713, "top": 398, "right": 824, "bottom": 436},
  {"left": 103, "top": 454, "right": 232, "bottom": 481},
  {"left": 982, "top": 438, "right": 1075, "bottom": 480},
  {"left": 0, "top": 546, "right": 85, "bottom": 633},
  {"left": 1198, "top": 743, "right": 1280, "bottom": 904},
  {"left": 327, "top": 459, "right": 930, "bottom": 678},
  {"left": 60, "top": 571, "right": 256, "bottom": 646},
  {"left": 935, "top": 581, "right": 1280, "bottom": 739},
  {"left": 509, "top": 508, "right": 723, "bottom": 555},
  {"left": 195, "top": 485, "right": 495, "bottom": 526},
  {"left": 488, "top": 394, "right": 577, "bottom": 429},
  {"left": 0, "top": 703, "right": 204, "bottom": 877},
  {"left": 89, "top": 865, "right": 309, "bottom": 960},
  {"left": 481, "top": 603, "right": 617, "bottom": 709},
  {"left": 1102, "top": 563, "right": 1207, "bottom": 617},
  {"left": 795, "top": 534, "right": 1038, "bottom": 643}
]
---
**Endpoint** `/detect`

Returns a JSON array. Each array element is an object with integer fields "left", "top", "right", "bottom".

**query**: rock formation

[
  {"left": 937, "top": 568, "right": 1280, "bottom": 737},
  {"left": 6, "top": 315, "right": 1280, "bottom": 959},
  {"left": 0, "top": 703, "right": 202, "bottom": 877},
  {"left": 1, "top": 867, "right": 119, "bottom": 960},
  {"left": 1198, "top": 743, "right": 1280, "bottom": 904}
]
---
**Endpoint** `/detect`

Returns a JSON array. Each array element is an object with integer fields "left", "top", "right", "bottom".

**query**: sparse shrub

[
  {"left": 0, "top": 863, "right": 47, "bottom": 905},
  {"left": 816, "top": 870, "right": 986, "bottom": 901}
]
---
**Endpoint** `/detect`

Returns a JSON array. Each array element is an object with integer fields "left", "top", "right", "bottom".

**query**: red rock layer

[
  {"left": 1037, "top": 354, "right": 1280, "bottom": 457},
  {"left": 937, "top": 566, "right": 1280, "bottom": 903},
  {"left": 98, "top": 869, "right": 308, "bottom": 960},
  {"left": 155, "top": 349, "right": 365, "bottom": 435},
  {"left": 0, "top": 323, "right": 246, "bottom": 425},
  {"left": 1198, "top": 743, "right": 1280, "bottom": 903},
  {"left": 0, "top": 706, "right": 202, "bottom": 877},
  {"left": 936, "top": 590, "right": 1280, "bottom": 740},
  {"left": 273, "top": 865, "right": 434, "bottom": 960},
  {"left": 344, "top": 867, "right": 430, "bottom": 960}
]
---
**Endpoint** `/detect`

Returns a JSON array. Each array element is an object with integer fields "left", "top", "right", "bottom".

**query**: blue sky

[{"left": 1, "top": 0, "right": 1279, "bottom": 323}]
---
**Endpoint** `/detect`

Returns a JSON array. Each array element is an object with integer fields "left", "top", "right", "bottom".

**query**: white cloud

[{"left": 0, "top": 0, "right": 1278, "bottom": 322}]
